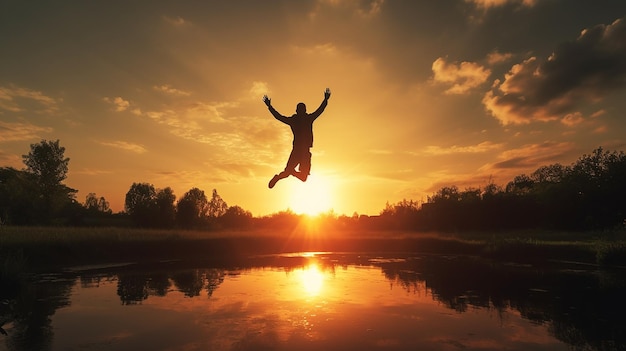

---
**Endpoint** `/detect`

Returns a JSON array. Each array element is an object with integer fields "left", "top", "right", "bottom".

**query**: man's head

[{"left": 296, "top": 102, "right": 306, "bottom": 115}]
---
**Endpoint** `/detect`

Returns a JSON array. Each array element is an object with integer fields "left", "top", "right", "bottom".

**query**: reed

[{"left": 1, "top": 226, "right": 624, "bottom": 271}]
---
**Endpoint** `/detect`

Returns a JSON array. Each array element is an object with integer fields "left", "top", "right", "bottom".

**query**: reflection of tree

[
  {"left": 147, "top": 272, "right": 171, "bottom": 296},
  {"left": 171, "top": 268, "right": 227, "bottom": 298},
  {"left": 378, "top": 256, "right": 626, "bottom": 351},
  {"left": 5, "top": 257, "right": 624, "bottom": 351},
  {"left": 171, "top": 270, "right": 205, "bottom": 297},
  {"left": 207, "top": 269, "right": 226, "bottom": 298},
  {"left": 0, "top": 265, "right": 220, "bottom": 350},
  {"left": 117, "top": 274, "right": 149, "bottom": 305},
  {"left": 1, "top": 275, "right": 73, "bottom": 351},
  {"left": 382, "top": 269, "right": 422, "bottom": 295},
  {"left": 80, "top": 275, "right": 115, "bottom": 288},
  {"left": 114, "top": 268, "right": 226, "bottom": 299}
]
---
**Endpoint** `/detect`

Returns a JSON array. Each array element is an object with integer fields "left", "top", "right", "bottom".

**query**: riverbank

[{"left": 1, "top": 226, "right": 624, "bottom": 278}]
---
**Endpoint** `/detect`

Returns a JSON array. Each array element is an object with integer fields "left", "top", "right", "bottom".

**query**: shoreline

[{"left": 3, "top": 226, "right": 620, "bottom": 274}]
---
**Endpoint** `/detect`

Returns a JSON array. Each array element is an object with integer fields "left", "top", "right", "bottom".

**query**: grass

[{"left": 1, "top": 226, "right": 625, "bottom": 275}]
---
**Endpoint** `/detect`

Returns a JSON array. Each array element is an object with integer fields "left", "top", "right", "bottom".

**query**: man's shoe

[{"left": 268, "top": 174, "right": 280, "bottom": 189}]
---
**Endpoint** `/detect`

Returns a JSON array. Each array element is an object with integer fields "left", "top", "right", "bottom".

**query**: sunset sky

[{"left": 2, "top": 0, "right": 626, "bottom": 216}]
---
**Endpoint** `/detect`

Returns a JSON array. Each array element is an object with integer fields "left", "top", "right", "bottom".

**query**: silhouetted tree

[
  {"left": 531, "top": 163, "right": 567, "bottom": 183},
  {"left": 125, "top": 182, "right": 157, "bottom": 227},
  {"left": 505, "top": 174, "right": 535, "bottom": 195},
  {"left": 21, "top": 139, "right": 76, "bottom": 223},
  {"left": 155, "top": 187, "right": 176, "bottom": 228},
  {"left": 176, "top": 187, "right": 208, "bottom": 228},
  {"left": 412, "top": 147, "right": 626, "bottom": 232},
  {"left": 84, "top": 193, "right": 111, "bottom": 214},
  {"left": 482, "top": 181, "right": 502, "bottom": 199},
  {"left": 425, "top": 186, "right": 462, "bottom": 231},
  {"left": 84, "top": 192, "right": 99, "bottom": 210},
  {"left": 97, "top": 196, "right": 110, "bottom": 213},
  {"left": 380, "top": 199, "right": 420, "bottom": 229},
  {"left": 220, "top": 205, "right": 253, "bottom": 228},
  {"left": 566, "top": 147, "right": 626, "bottom": 229},
  {"left": 257, "top": 209, "right": 301, "bottom": 231},
  {"left": 0, "top": 167, "right": 39, "bottom": 224},
  {"left": 207, "top": 189, "right": 228, "bottom": 218},
  {"left": 22, "top": 139, "right": 69, "bottom": 193}
]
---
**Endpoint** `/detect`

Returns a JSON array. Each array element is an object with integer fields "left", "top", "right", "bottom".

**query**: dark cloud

[
  {"left": 491, "top": 156, "right": 530, "bottom": 169},
  {"left": 482, "top": 142, "right": 576, "bottom": 172},
  {"left": 484, "top": 17, "right": 626, "bottom": 125}
]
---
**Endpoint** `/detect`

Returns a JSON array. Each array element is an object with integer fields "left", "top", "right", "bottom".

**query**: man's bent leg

[
  {"left": 269, "top": 149, "right": 299, "bottom": 189},
  {"left": 293, "top": 171, "right": 308, "bottom": 182},
  {"left": 293, "top": 150, "right": 312, "bottom": 182}
]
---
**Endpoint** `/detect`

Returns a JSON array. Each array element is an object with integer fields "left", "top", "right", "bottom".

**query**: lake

[{"left": 1, "top": 252, "right": 624, "bottom": 350}]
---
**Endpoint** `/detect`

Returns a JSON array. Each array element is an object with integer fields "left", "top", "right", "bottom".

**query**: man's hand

[
  {"left": 324, "top": 88, "right": 331, "bottom": 100},
  {"left": 263, "top": 95, "right": 271, "bottom": 107}
]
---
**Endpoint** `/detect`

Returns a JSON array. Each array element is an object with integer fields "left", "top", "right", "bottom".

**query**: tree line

[
  {"left": 0, "top": 140, "right": 78, "bottom": 225},
  {"left": 123, "top": 182, "right": 253, "bottom": 229},
  {"left": 0, "top": 139, "right": 252, "bottom": 229},
  {"left": 377, "top": 147, "right": 626, "bottom": 231},
  {"left": 1, "top": 140, "right": 625, "bottom": 231}
]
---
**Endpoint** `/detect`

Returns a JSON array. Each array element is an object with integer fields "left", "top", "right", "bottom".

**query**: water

[{"left": 1, "top": 253, "right": 624, "bottom": 350}]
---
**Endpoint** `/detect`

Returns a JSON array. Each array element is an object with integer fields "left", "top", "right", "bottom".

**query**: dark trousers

[{"left": 278, "top": 146, "right": 311, "bottom": 181}]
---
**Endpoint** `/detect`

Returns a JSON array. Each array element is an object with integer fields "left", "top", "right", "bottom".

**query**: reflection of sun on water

[
  {"left": 296, "top": 264, "right": 325, "bottom": 297},
  {"left": 287, "top": 174, "right": 333, "bottom": 215}
]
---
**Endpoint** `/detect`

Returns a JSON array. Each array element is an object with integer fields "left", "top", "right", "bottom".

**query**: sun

[{"left": 287, "top": 174, "right": 333, "bottom": 215}]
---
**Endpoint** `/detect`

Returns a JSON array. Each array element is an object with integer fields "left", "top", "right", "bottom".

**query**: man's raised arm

[
  {"left": 310, "top": 88, "right": 331, "bottom": 120},
  {"left": 263, "top": 95, "right": 289, "bottom": 124}
]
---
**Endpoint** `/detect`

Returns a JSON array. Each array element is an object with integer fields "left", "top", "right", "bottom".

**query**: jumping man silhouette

[{"left": 263, "top": 88, "right": 331, "bottom": 189}]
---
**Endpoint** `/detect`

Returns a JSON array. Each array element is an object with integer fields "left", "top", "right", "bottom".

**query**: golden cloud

[
  {"left": 0, "top": 121, "right": 53, "bottom": 142},
  {"left": 431, "top": 58, "right": 491, "bottom": 94},
  {"left": 98, "top": 140, "right": 147, "bottom": 154},
  {"left": 103, "top": 96, "right": 131, "bottom": 112},
  {"left": 421, "top": 141, "right": 503, "bottom": 155},
  {"left": 0, "top": 85, "right": 59, "bottom": 114},
  {"left": 153, "top": 84, "right": 191, "bottom": 96}
]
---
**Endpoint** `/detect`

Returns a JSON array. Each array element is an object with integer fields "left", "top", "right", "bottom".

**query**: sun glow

[
  {"left": 287, "top": 174, "right": 334, "bottom": 215},
  {"left": 296, "top": 263, "right": 325, "bottom": 297}
]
